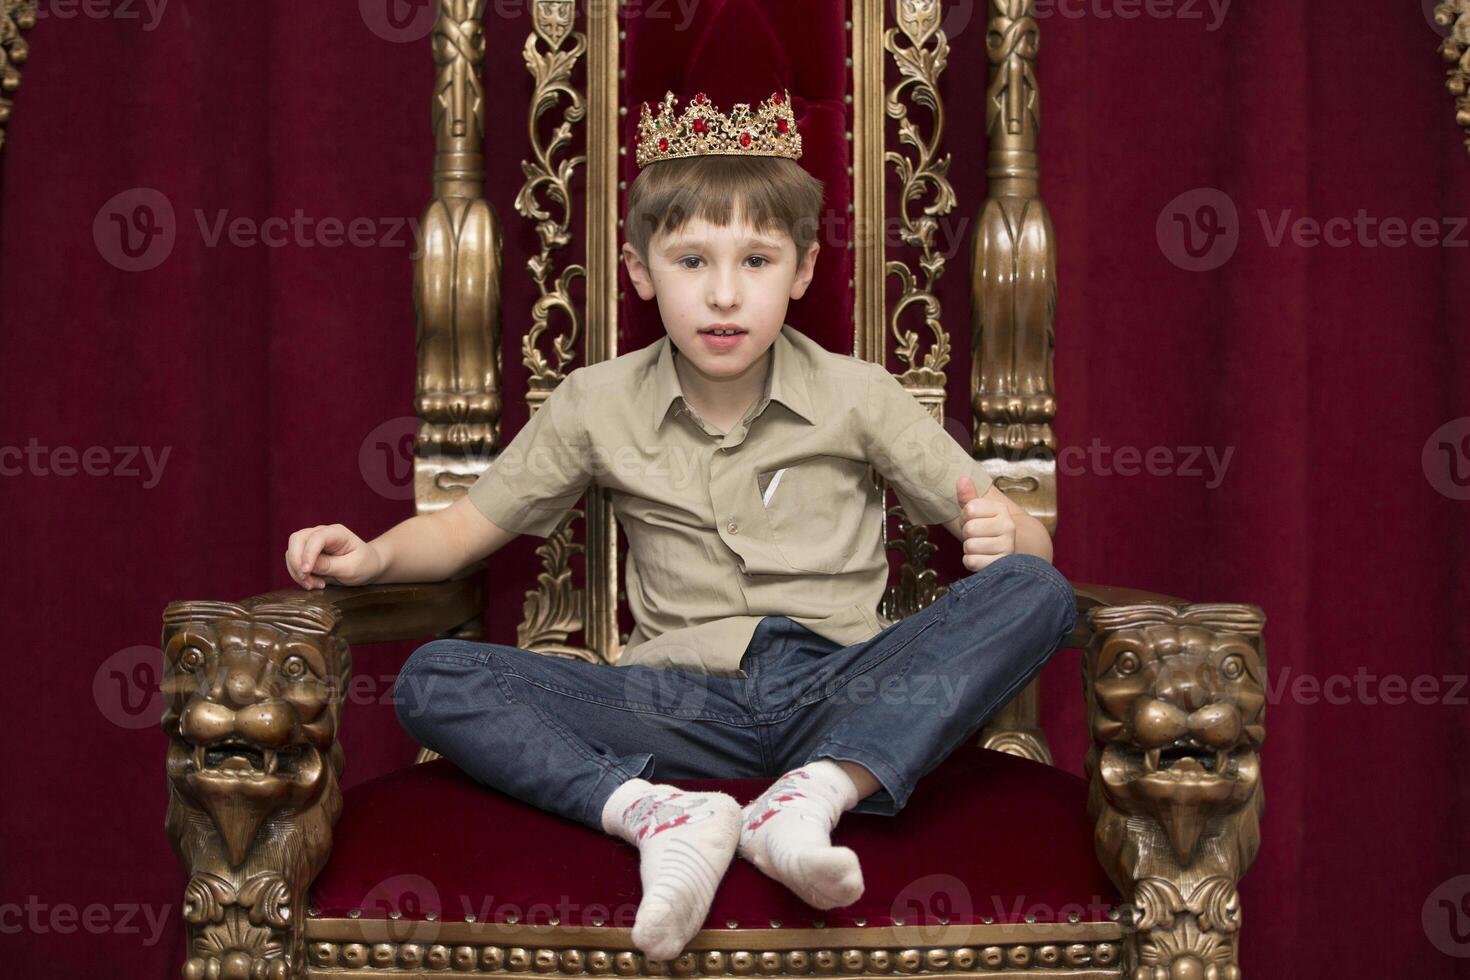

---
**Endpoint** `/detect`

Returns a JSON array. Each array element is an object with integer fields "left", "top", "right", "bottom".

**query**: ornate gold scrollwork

[
  {"left": 512, "top": 0, "right": 595, "bottom": 659},
  {"left": 0, "top": 0, "right": 35, "bottom": 151},
  {"left": 1083, "top": 602, "right": 1266, "bottom": 980},
  {"left": 1434, "top": 0, "right": 1470, "bottom": 153},
  {"left": 872, "top": 0, "right": 958, "bottom": 622}
]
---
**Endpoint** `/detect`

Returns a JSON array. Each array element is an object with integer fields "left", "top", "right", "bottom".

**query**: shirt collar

[{"left": 652, "top": 323, "right": 816, "bottom": 432}]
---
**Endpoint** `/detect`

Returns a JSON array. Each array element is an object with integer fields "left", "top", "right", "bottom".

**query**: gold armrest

[
  {"left": 1076, "top": 583, "right": 1266, "bottom": 977},
  {"left": 158, "top": 562, "right": 484, "bottom": 978}
]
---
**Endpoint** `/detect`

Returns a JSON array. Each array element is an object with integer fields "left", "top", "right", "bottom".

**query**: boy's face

[{"left": 622, "top": 211, "right": 820, "bottom": 384}]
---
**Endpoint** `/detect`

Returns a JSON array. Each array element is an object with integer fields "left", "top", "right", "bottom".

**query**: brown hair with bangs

[{"left": 624, "top": 155, "right": 826, "bottom": 266}]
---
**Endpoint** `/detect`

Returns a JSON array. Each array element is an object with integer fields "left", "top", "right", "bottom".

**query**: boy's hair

[{"left": 624, "top": 155, "right": 826, "bottom": 265}]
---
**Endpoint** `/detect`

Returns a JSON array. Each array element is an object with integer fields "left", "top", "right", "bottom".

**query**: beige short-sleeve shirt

[{"left": 466, "top": 323, "right": 995, "bottom": 678}]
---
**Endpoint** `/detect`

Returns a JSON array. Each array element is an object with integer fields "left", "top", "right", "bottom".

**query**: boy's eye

[{"left": 675, "top": 256, "right": 772, "bottom": 270}]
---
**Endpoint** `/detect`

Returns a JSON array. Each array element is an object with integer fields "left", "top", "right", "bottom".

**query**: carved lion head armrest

[
  {"left": 1077, "top": 593, "right": 1267, "bottom": 980},
  {"left": 158, "top": 567, "right": 483, "bottom": 980}
]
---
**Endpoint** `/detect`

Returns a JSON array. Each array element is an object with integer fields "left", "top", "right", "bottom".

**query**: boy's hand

[
  {"left": 285, "top": 524, "right": 386, "bottom": 590},
  {"left": 955, "top": 476, "right": 1015, "bottom": 571}
]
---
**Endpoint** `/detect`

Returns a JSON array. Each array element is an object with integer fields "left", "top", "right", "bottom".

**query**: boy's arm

[
  {"left": 862, "top": 362, "right": 1054, "bottom": 565},
  {"left": 940, "top": 483, "right": 1055, "bottom": 564},
  {"left": 372, "top": 367, "right": 594, "bottom": 583},
  {"left": 368, "top": 495, "right": 521, "bottom": 584}
]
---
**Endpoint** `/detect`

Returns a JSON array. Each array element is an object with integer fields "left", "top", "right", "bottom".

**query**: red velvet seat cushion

[{"left": 311, "top": 745, "right": 1122, "bottom": 929}]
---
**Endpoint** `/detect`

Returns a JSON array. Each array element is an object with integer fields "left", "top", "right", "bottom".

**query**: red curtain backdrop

[{"left": 1, "top": 1, "right": 1467, "bottom": 976}]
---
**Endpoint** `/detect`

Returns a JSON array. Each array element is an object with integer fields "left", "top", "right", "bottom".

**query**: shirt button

[{"left": 727, "top": 520, "right": 739, "bottom": 534}]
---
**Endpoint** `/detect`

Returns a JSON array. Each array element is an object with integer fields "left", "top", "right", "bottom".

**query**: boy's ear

[
  {"left": 789, "top": 241, "right": 820, "bottom": 300},
  {"left": 622, "top": 242, "right": 657, "bottom": 300}
]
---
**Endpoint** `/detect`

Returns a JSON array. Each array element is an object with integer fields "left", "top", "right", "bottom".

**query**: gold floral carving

[
  {"left": 1083, "top": 602, "right": 1266, "bottom": 979},
  {"left": 872, "top": 0, "right": 958, "bottom": 622},
  {"left": 0, "top": 0, "right": 34, "bottom": 151},
  {"left": 512, "top": 0, "right": 594, "bottom": 659},
  {"left": 1434, "top": 0, "right": 1470, "bottom": 153}
]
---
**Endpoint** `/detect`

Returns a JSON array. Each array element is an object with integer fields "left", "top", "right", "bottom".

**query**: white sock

[
  {"left": 601, "top": 778, "right": 741, "bottom": 961},
  {"left": 736, "top": 759, "right": 865, "bottom": 909}
]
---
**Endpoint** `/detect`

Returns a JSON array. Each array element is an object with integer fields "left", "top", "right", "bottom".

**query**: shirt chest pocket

[{"left": 757, "top": 455, "right": 877, "bottom": 573}]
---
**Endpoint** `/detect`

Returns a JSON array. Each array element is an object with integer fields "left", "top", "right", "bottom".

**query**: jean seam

[
  {"left": 769, "top": 615, "right": 943, "bottom": 720},
  {"left": 483, "top": 650, "right": 647, "bottom": 800}
]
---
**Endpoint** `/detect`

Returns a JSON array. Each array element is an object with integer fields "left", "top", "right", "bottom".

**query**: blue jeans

[{"left": 394, "top": 552, "right": 1077, "bottom": 831}]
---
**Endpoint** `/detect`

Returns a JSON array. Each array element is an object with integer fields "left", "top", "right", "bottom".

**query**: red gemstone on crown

[
  {"left": 776, "top": 119, "right": 788, "bottom": 134},
  {"left": 773, "top": 92, "right": 784, "bottom": 104},
  {"left": 693, "top": 118, "right": 708, "bottom": 134},
  {"left": 740, "top": 132, "right": 751, "bottom": 147},
  {"left": 658, "top": 137, "right": 669, "bottom": 151},
  {"left": 694, "top": 92, "right": 707, "bottom": 104}
]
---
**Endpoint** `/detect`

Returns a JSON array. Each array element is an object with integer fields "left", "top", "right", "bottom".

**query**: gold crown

[{"left": 635, "top": 89, "right": 802, "bottom": 169}]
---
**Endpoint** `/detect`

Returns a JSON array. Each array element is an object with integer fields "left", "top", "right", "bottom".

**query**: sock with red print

[
  {"left": 601, "top": 778, "right": 742, "bottom": 961},
  {"left": 736, "top": 759, "right": 865, "bottom": 909}
]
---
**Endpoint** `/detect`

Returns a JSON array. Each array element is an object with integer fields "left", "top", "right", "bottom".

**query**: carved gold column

[
  {"left": 414, "top": 0, "right": 502, "bottom": 508},
  {"left": 1434, "top": 0, "right": 1470, "bottom": 153},
  {"left": 972, "top": 0, "right": 1057, "bottom": 765},
  {"left": 1083, "top": 602, "right": 1266, "bottom": 980},
  {"left": 0, "top": 0, "right": 36, "bottom": 150}
]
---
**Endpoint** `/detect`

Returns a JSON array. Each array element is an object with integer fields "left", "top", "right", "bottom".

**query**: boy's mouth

[{"left": 699, "top": 325, "right": 747, "bottom": 336}]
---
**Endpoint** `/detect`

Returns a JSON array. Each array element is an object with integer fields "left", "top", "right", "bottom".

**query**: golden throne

[{"left": 158, "top": 2, "right": 1268, "bottom": 978}]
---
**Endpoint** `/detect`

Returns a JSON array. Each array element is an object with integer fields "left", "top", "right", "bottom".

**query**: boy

[{"left": 283, "top": 90, "right": 1076, "bottom": 963}]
